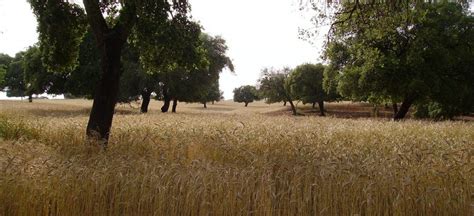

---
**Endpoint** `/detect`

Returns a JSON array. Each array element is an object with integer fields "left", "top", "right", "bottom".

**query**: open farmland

[{"left": 0, "top": 100, "right": 473, "bottom": 215}]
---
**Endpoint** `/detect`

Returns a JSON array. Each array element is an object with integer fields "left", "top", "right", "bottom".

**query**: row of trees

[
  {"left": 7, "top": 0, "right": 228, "bottom": 144},
  {"left": 233, "top": 63, "right": 338, "bottom": 116},
  {"left": 2, "top": 1, "right": 473, "bottom": 144},
  {"left": 0, "top": 48, "right": 66, "bottom": 102},
  {"left": 0, "top": 31, "right": 230, "bottom": 112},
  {"left": 1, "top": 0, "right": 233, "bottom": 145},
  {"left": 324, "top": 2, "right": 474, "bottom": 120},
  {"left": 234, "top": 64, "right": 339, "bottom": 116},
  {"left": 235, "top": 2, "right": 474, "bottom": 120}
]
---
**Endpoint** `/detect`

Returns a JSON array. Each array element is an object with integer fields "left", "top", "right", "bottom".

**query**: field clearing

[{"left": 0, "top": 100, "right": 473, "bottom": 215}]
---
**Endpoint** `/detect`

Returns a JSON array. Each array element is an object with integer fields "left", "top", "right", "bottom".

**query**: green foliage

[
  {"left": 117, "top": 43, "right": 153, "bottom": 103},
  {"left": 233, "top": 85, "right": 259, "bottom": 106},
  {"left": 63, "top": 31, "right": 101, "bottom": 99},
  {"left": 187, "top": 81, "right": 223, "bottom": 105},
  {"left": 415, "top": 100, "right": 473, "bottom": 120},
  {"left": 200, "top": 34, "right": 234, "bottom": 77},
  {"left": 0, "top": 115, "right": 40, "bottom": 140},
  {"left": 134, "top": 4, "right": 204, "bottom": 74},
  {"left": 22, "top": 46, "right": 67, "bottom": 96},
  {"left": 27, "top": 0, "right": 202, "bottom": 140},
  {"left": 3, "top": 53, "right": 27, "bottom": 97},
  {"left": 325, "top": 2, "right": 474, "bottom": 118},
  {"left": 288, "top": 63, "right": 338, "bottom": 105},
  {"left": 28, "top": 0, "right": 87, "bottom": 73},
  {"left": 163, "top": 33, "right": 233, "bottom": 106},
  {"left": 63, "top": 31, "right": 155, "bottom": 102},
  {"left": 258, "top": 67, "right": 292, "bottom": 104},
  {"left": 27, "top": 0, "right": 199, "bottom": 97},
  {"left": 0, "top": 65, "right": 6, "bottom": 88},
  {"left": 0, "top": 53, "right": 12, "bottom": 88},
  {"left": 204, "top": 82, "right": 224, "bottom": 103},
  {"left": 0, "top": 53, "right": 13, "bottom": 66}
]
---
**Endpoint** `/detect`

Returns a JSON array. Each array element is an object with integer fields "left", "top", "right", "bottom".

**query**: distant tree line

[{"left": 233, "top": 64, "right": 338, "bottom": 117}]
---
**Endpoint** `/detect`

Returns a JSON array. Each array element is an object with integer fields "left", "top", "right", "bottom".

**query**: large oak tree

[{"left": 28, "top": 0, "right": 197, "bottom": 144}]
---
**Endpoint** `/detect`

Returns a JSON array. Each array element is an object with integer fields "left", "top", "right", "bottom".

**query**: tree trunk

[
  {"left": 318, "top": 101, "right": 325, "bottom": 116},
  {"left": 394, "top": 96, "right": 415, "bottom": 120},
  {"left": 373, "top": 105, "right": 379, "bottom": 117},
  {"left": 140, "top": 88, "right": 151, "bottom": 113},
  {"left": 312, "top": 102, "right": 316, "bottom": 109},
  {"left": 161, "top": 90, "right": 170, "bottom": 113},
  {"left": 392, "top": 103, "right": 398, "bottom": 118},
  {"left": 86, "top": 38, "right": 123, "bottom": 143},
  {"left": 211, "top": 101, "right": 214, "bottom": 105},
  {"left": 288, "top": 100, "right": 297, "bottom": 116},
  {"left": 82, "top": 0, "right": 136, "bottom": 145},
  {"left": 172, "top": 99, "right": 177, "bottom": 113},
  {"left": 28, "top": 94, "right": 33, "bottom": 103},
  {"left": 161, "top": 98, "right": 170, "bottom": 112},
  {"left": 283, "top": 101, "right": 287, "bottom": 106},
  {"left": 203, "top": 102, "right": 207, "bottom": 108},
  {"left": 245, "top": 102, "right": 248, "bottom": 107}
]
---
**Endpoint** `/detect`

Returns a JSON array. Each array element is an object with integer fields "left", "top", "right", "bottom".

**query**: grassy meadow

[{"left": 0, "top": 99, "right": 473, "bottom": 215}]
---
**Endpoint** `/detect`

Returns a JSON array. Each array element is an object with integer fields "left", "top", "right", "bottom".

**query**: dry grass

[{"left": 0, "top": 100, "right": 473, "bottom": 215}]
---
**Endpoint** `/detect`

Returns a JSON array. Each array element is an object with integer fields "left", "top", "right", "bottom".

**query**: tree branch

[
  {"left": 83, "top": 0, "right": 109, "bottom": 43},
  {"left": 327, "top": 0, "right": 359, "bottom": 42},
  {"left": 113, "top": 1, "right": 137, "bottom": 43}
]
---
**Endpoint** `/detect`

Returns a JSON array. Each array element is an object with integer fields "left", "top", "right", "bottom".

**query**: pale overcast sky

[{"left": 0, "top": 0, "right": 325, "bottom": 99}]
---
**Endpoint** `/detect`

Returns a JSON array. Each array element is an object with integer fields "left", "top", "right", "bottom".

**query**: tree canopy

[
  {"left": 159, "top": 33, "right": 233, "bottom": 112},
  {"left": 324, "top": 2, "right": 474, "bottom": 120},
  {"left": 233, "top": 85, "right": 259, "bottom": 107},
  {"left": 27, "top": 0, "right": 201, "bottom": 142},
  {"left": 288, "top": 63, "right": 339, "bottom": 115},
  {"left": 22, "top": 46, "right": 67, "bottom": 99},
  {"left": 2, "top": 53, "right": 27, "bottom": 97},
  {"left": 0, "top": 47, "right": 67, "bottom": 101},
  {"left": 0, "top": 54, "right": 12, "bottom": 88},
  {"left": 258, "top": 67, "right": 299, "bottom": 115}
]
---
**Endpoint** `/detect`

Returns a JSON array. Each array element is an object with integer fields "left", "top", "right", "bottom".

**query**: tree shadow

[{"left": 266, "top": 103, "right": 396, "bottom": 119}]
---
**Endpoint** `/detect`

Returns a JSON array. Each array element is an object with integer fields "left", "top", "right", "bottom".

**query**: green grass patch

[{"left": 0, "top": 115, "right": 41, "bottom": 140}]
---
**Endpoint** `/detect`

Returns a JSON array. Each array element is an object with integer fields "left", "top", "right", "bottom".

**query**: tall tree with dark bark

[
  {"left": 64, "top": 31, "right": 158, "bottom": 112},
  {"left": 28, "top": 0, "right": 196, "bottom": 144}
]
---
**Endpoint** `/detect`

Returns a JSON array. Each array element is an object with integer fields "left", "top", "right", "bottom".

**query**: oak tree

[
  {"left": 233, "top": 85, "right": 259, "bottom": 107},
  {"left": 28, "top": 0, "right": 197, "bottom": 143}
]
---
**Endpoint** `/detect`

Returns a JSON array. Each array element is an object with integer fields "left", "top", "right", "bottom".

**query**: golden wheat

[{"left": 0, "top": 100, "right": 472, "bottom": 215}]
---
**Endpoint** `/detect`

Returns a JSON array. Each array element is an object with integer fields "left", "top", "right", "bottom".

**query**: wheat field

[{"left": 0, "top": 100, "right": 473, "bottom": 215}]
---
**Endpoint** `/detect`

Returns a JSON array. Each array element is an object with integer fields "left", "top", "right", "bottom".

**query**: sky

[{"left": 0, "top": 0, "right": 325, "bottom": 99}]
